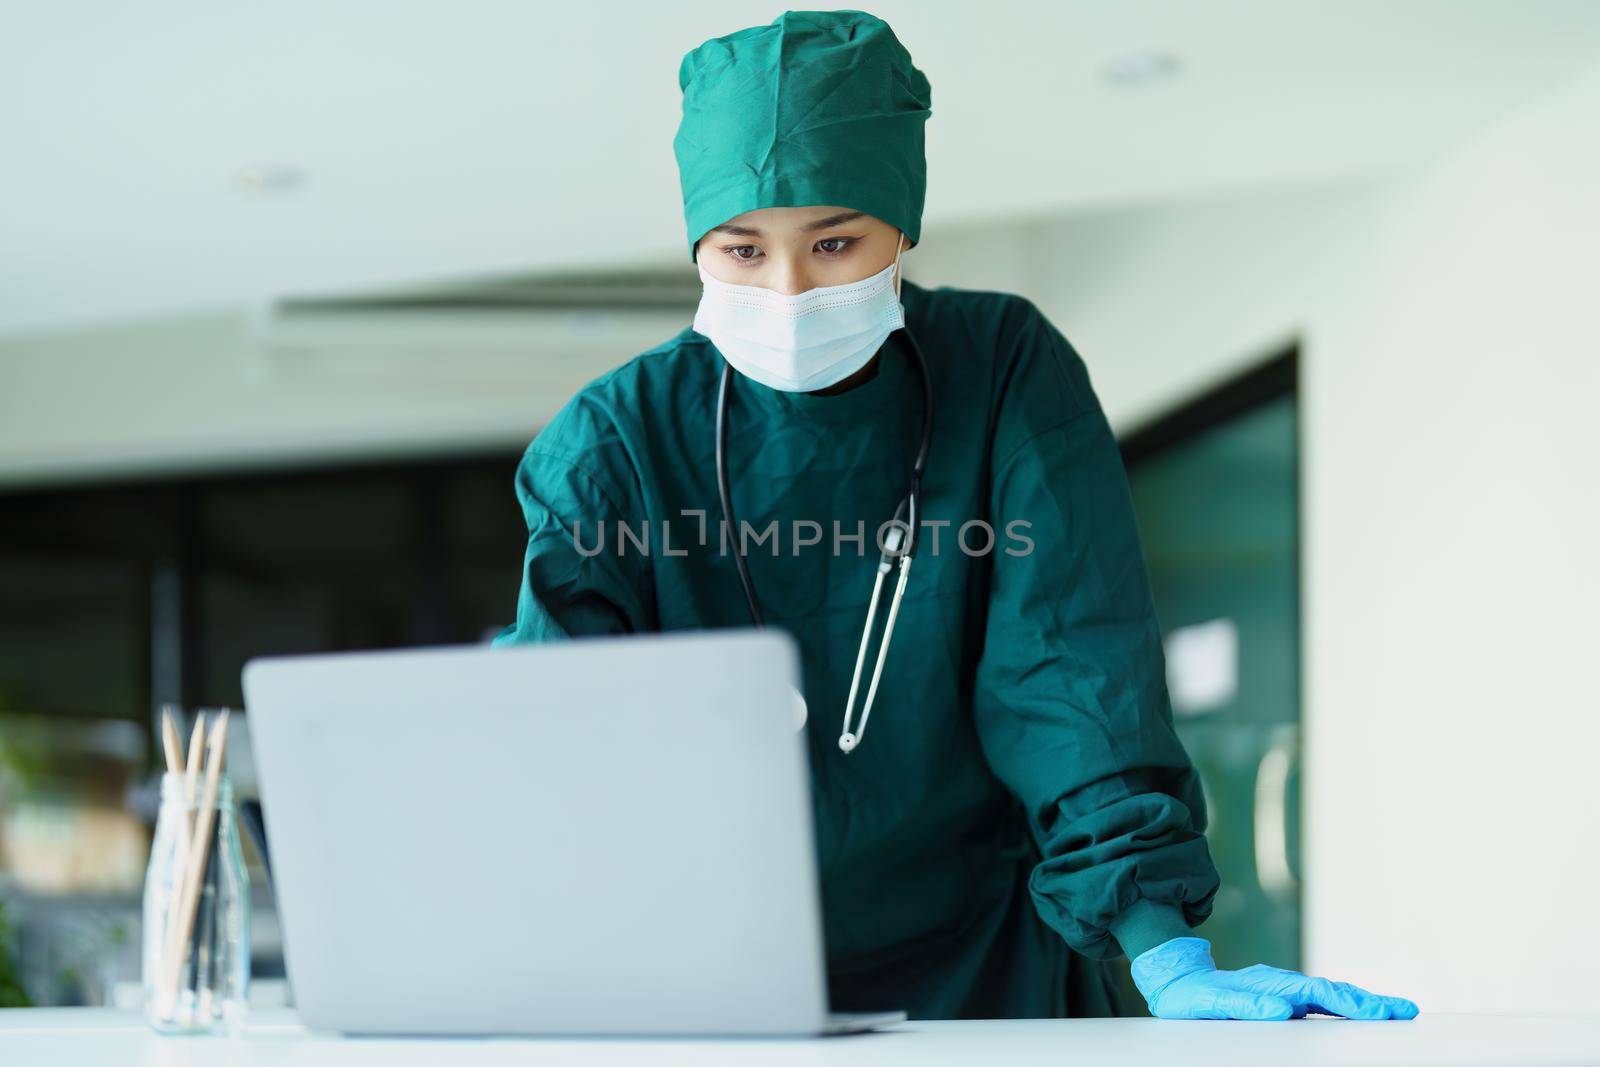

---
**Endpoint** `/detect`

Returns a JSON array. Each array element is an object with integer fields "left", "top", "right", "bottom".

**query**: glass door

[{"left": 1122, "top": 353, "right": 1301, "bottom": 973}]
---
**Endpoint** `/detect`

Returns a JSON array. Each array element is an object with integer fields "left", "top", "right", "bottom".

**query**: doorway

[{"left": 1121, "top": 349, "right": 1302, "bottom": 971}]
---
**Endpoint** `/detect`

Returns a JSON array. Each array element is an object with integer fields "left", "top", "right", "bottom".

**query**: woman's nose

[{"left": 766, "top": 258, "right": 814, "bottom": 296}]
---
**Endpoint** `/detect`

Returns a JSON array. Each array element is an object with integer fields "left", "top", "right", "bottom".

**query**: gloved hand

[{"left": 1131, "top": 937, "right": 1419, "bottom": 1021}]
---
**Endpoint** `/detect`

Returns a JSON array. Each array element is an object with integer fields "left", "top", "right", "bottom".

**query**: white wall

[
  {"left": 1303, "top": 60, "right": 1600, "bottom": 1014},
  {"left": 913, "top": 63, "right": 1600, "bottom": 1012}
]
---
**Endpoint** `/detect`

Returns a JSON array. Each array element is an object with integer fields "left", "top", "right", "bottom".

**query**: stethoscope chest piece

[{"left": 837, "top": 529, "right": 914, "bottom": 754}]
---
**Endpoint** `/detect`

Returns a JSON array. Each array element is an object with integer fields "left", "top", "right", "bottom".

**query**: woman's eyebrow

[
  {"left": 800, "top": 211, "right": 865, "bottom": 232},
  {"left": 711, "top": 211, "right": 864, "bottom": 238}
]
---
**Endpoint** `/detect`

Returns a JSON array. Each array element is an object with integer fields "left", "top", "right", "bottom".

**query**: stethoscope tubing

[
  {"left": 716, "top": 364, "right": 767, "bottom": 628},
  {"left": 715, "top": 324, "right": 935, "bottom": 752}
]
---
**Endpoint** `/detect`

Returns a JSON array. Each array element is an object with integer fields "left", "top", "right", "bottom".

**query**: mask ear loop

[{"left": 893, "top": 232, "right": 907, "bottom": 300}]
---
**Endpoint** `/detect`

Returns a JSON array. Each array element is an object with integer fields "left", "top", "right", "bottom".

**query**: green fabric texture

[
  {"left": 673, "top": 10, "right": 932, "bottom": 258},
  {"left": 495, "top": 282, "right": 1220, "bottom": 1018},
  {"left": 1108, "top": 900, "right": 1196, "bottom": 963}
]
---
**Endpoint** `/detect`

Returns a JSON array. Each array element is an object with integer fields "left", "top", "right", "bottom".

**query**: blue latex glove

[{"left": 1131, "top": 937, "right": 1419, "bottom": 1021}]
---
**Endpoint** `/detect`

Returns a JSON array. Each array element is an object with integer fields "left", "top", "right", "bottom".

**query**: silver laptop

[{"left": 242, "top": 631, "right": 904, "bottom": 1036}]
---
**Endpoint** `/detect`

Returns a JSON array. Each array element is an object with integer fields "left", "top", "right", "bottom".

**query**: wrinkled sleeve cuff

[{"left": 1108, "top": 899, "right": 1194, "bottom": 962}]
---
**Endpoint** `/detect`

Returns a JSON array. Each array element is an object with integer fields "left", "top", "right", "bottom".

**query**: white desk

[{"left": 3, "top": 1008, "right": 1598, "bottom": 1066}]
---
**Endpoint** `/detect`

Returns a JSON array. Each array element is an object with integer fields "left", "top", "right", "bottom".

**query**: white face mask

[{"left": 693, "top": 236, "right": 906, "bottom": 393}]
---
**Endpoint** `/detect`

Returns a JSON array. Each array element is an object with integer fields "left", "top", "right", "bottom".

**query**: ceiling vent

[{"left": 250, "top": 265, "right": 701, "bottom": 390}]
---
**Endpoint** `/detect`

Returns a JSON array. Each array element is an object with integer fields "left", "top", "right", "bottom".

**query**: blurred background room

[{"left": 1, "top": 0, "right": 1597, "bottom": 1016}]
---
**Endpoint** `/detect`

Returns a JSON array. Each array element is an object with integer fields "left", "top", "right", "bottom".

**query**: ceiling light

[
  {"left": 1101, "top": 51, "right": 1183, "bottom": 88},
  {"left": 232, "top": 163, "right": 308, "bottom": 192}
]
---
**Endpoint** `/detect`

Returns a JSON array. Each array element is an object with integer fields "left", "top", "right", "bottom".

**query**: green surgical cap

[{"left": 674, "top": 10, "right": 931, "bottom": 259}]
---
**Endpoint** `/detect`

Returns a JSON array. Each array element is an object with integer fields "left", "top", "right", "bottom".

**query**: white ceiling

[{"left": 4, "top": 0, "right": 1599, "bottom": 337}]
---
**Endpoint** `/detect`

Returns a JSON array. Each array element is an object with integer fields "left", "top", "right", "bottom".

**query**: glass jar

[{"left": 142, "top": 771, "right": 250, "bottom": 1033}]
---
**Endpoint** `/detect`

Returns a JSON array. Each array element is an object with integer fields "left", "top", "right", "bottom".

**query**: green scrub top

[{"left": 495, "top": 281, "right": 1220, "bottom": 1018}]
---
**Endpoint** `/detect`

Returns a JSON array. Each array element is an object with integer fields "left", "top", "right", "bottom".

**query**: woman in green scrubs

[{"left": 497, "top": 10, "right": 1416, "bottom": 1024}]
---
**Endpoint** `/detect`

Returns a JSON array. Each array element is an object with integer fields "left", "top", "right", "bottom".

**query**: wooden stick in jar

[
  {"left": 160, "top": 710, "right": 230, "bottom": 1007},
  {"left": 184, "top": 717, "right": 205, "bottom": 802},
  {"left": 160, "top": 710, "right": 184, "bottom": 776},
  {"left": 182, "top": 715, "right": 206, "bottom": 873},
  {"left": 157, "top": 707, "right": 190, "bottom": 988},
  {"left": 160, "top": 712, "right": 204, "bottom": 997}
]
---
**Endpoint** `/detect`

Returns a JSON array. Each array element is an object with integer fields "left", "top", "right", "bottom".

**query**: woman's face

[{"left": 695, "top": 206, "right": 904, "bottom": 294}]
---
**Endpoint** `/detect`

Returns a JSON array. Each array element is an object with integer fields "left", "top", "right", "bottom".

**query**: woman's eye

[
  {"left": 725, "top": 245, "right": 762, "bottom": 262},
  {"left": 815, "top": 237, "right": 852, "bottom": 255}
]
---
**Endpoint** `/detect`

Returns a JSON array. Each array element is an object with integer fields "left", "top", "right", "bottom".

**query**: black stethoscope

[{"left": 714, "top": 324, "right": 935, "bottom": 753}]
